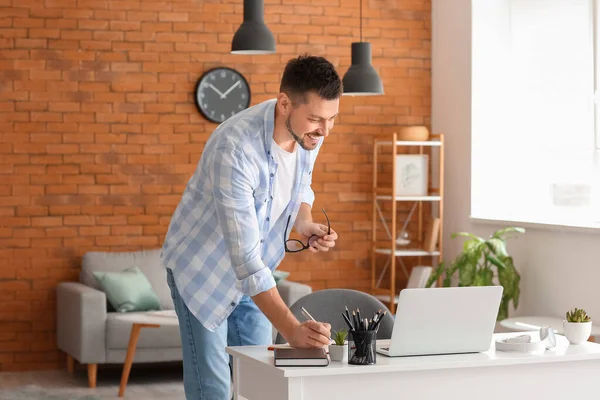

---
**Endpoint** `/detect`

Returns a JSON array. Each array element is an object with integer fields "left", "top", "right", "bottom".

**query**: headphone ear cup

[{"left": 540, "top": 326, "right": 557, "bottom": 348}]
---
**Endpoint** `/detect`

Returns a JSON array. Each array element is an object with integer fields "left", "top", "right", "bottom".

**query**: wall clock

[{"left": 194, "top": 67, "right": 251, "bottom": 124}]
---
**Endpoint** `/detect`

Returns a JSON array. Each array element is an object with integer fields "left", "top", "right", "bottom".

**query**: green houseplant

[
  {"left": 566, "top": 308, "right": 591, "bottom": 323},
  {"left": 333, "top": 329, "right": 348, "bottom": 346},
  {"left": 425, "top": 227, "right": 525, "bottom": 321},
  {"left": 329, "top": 329, "right": 348, "bottom": 362},
  {"left": 563, "top": 308, "right": 593, "bottom": 345}
]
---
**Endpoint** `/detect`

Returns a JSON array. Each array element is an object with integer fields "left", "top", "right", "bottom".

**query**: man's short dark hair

[{"left": 279, "top": 54, "right": 343, "bottom": 104}]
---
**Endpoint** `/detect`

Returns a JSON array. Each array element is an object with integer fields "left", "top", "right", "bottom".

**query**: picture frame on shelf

[{"left": 394, "top": 154, "right": 429, "bottom": 196}]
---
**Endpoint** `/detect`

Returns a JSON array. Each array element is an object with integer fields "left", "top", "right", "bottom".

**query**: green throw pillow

[
  {"left": 93, "top": 266, "right": 162, "bottom": 313},
  {"left": 273, "top": 270, "right": 290, "bottom": 285}
]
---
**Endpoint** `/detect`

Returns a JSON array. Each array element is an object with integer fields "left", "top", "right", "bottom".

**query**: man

[{"left": 161, "top": 54, "right": 342, "bottom": 399}]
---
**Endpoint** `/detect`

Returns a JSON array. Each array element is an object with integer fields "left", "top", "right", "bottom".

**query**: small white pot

[
  {"left": 328, "top": 344, "right": 348, "bottom": 362},
  {"left": 563, "top": 321, "right": 592, "bottom": 345}
]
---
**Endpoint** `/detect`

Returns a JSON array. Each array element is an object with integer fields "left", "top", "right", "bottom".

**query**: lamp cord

[{"left": 360, "top": 0, "right": 362, "bottom": 42}]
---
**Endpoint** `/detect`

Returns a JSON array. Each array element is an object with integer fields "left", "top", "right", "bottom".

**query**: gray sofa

[{"left": 56, "top": 249, "right": 312, "bottom": 388}]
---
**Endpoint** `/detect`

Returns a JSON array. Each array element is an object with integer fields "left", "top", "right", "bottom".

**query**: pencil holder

[{"left": 348, "top": 330, "right": 377, "bottom": 365}]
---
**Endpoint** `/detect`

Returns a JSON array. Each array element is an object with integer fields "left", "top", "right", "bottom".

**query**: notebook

[{"left": 273, "top": 347, "right": 329, "bottom": 367}]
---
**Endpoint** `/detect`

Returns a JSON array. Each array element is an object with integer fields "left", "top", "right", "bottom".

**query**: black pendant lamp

[
  {"left": 342, "top": 0, "right": 384, "bottom": 95},
  {"left": 231, "top": 0, "right": 276, "bottom": 55}
]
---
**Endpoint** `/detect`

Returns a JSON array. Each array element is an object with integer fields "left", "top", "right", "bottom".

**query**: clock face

[{"left": 194, "top": 67, "right": 251, "bottom": 124}]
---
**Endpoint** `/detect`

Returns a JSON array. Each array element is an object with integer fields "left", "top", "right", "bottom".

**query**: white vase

[
  {"left": 328, "top": 344, "right": 348, "bottom": 362},
  {"left": 563, "top": 321, "right": 592, "bottom": 345}
]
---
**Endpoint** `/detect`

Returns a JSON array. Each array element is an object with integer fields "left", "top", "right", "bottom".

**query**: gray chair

[{"left": 275, "top": 288, "right": 394, "bottom": 344}]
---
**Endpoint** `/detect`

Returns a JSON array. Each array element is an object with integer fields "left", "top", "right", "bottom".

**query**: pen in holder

[
  {"left": 341, "top": 306, "right": 386, "bottom": 365},
  {"left": 348, "top": 330, "right": 377, "bottom": 365}
]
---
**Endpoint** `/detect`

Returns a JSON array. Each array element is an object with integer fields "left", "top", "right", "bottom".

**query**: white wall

[{"left": 432, "top": 0, "right": 600, "bottom": 320}]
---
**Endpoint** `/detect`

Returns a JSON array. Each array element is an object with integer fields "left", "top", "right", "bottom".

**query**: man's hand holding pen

[{"left": 285, "top": 306, "right": 331, "bottom": 349}]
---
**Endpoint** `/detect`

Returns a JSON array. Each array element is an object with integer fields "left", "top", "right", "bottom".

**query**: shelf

[
  {"left": 376, "top": 195, "right": 441, "bottom": 201},
  {"left": 373, "top": 188, "right": 441, "bottom": 202},
  {"left": 375, "top": 140, "right": 442, "bottom": 147},
  {"left": 371, "top": 132, "right": 445, "bottom": 314},
  {"left": 374, "top": 248, "right": 440, "bottom": 257}
]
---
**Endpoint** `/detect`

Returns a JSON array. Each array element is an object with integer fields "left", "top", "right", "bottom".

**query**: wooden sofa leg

[
  {"left": 87, "top": 364, "right": 97, "bottom": 388},
  {"left": 66, "top": 354, "right": 74, "bottom": 373}
]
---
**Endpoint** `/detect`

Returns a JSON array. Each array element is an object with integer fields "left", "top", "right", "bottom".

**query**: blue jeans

[{"left": 166, "top": 268, "right": 272, "bottom": 400}]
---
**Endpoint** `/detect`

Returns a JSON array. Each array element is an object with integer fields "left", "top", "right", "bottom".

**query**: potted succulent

[
  {"left": 329, "top": 329, "right": 348, "bottom": 362},
  {"left": 563, "top": 308, "right": 592, "bottom": 345},
  {"left": 426, "top": 227, "right": 525, "bottom": 321}
]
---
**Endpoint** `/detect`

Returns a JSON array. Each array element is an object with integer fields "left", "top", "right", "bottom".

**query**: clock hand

[
  {"left": 208, "top": 83, "right": 225, "bottom": 97},
  {"left": 220, "top": 80, "right": 241, "bottom": 99}
]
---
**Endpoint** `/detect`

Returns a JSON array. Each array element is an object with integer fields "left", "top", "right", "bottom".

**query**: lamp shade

[
  {"left": 231, "top": 0, "right": 275, "bottom": 55},
  {"left": 342, "top": 42, "right": 384, "bottom": 96}
]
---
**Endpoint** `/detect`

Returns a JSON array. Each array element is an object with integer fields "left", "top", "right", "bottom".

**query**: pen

[
  {"left": 303, "top": 306, "right": 334, "bottom": 344},
  {"left": 301, "top": 306, "right": 316, "bottom": 322},
  {"left": 342, "top": 312, "right": 354, "bottom": 331},
  {"left": 372, "top": 311, "right": 387, "bottom": 332}
]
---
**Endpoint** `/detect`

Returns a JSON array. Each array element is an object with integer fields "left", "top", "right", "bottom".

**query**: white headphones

[{"left": 540, "top": 326, "right": 557, "bottom": 349}]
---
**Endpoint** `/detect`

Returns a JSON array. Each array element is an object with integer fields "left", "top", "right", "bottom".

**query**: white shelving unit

[{"left": 371, "top": 132, "right": 445, "bottom": 313}]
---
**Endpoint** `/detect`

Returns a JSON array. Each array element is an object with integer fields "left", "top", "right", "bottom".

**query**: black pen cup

[{"left": 348, "top": 330, "right": 377, "bottom": 365}]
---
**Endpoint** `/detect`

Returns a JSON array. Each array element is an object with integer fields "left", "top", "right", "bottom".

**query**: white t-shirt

[{"left": 270, "top": 140, "right": 298, "bottom": 229}]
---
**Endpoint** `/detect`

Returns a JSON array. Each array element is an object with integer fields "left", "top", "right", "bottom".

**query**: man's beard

[{"left": 285, "top": 115, "right": 319, "bottom": 151}]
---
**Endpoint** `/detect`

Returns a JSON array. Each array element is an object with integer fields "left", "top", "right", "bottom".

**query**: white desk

[{"left": 226, "top": 332, "right": 600, "bottom": 400}]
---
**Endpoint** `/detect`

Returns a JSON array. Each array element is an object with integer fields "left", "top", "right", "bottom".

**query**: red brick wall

[{"left": 0, "top": 0, "right": 431, "bottom": 371}]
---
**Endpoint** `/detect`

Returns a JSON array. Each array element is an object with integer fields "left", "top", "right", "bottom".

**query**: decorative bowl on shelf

[
  {"left": 396, "top": 231, "right": 410, "bottom": 246},
  {"left": 398, "top": 126, "right": 429, "bottom": 141}
]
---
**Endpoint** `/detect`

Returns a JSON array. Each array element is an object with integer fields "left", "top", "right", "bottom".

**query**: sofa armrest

[
  {"left": 56, "top": 282, "right": 107, "bottom": 364},
  {"left": 277, "top": 280, "right": 312, "bottom": 308}
]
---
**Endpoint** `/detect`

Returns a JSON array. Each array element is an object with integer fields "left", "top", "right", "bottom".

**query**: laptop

[{"left": 377, "top": 286, "right": 503, "bottom": 357}]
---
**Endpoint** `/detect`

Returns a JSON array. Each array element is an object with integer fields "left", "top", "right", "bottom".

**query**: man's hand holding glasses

[{"left": 284, "top": 208, "right": 338, "bottom": 253}]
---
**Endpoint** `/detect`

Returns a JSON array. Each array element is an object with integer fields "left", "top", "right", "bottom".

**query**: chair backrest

[{"left": 275, "top": 288, "right": 394, "bottom": 344}]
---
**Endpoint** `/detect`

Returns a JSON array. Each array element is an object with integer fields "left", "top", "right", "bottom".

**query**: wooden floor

[{"left": 0, "top": 362, "right": 185, "bottom": 399}]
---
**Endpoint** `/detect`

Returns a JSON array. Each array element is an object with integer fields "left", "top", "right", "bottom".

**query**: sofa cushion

[
  {"left": 81, "top": 249, "right": 173, "bottom": 311},
  {"left": 93, "top": 266, "right": 162, "bottom": 313},
  {"left": 106, "top": 311, "right": 182, "bottom": 350}
]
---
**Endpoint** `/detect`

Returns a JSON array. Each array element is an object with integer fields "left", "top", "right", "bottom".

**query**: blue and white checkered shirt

[{"left": 161, "top": 99, "right": 322, "bottom": 331}]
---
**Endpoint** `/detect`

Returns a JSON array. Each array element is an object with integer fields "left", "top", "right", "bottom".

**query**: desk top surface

[{"left": 226, "top": 332, "right": 600, "bottom": 378}]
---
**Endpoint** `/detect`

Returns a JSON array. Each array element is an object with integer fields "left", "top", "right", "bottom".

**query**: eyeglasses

[{"left": 284, "top": 208, "right": 331, "bottom": 253}]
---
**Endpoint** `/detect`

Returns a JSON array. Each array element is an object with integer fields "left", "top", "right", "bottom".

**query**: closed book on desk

[{"left": 274, "top": 348, "right": 329, "bottom": 367}]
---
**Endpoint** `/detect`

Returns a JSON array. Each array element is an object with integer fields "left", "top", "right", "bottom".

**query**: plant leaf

[
  {"left": 485, "top": 238, "right": 508, "bottom": 257},
  {"left": 497, "top": 297, "right": 509, "bottom": 321},
  {"left": 443, "top": 260, "right": 459, "bottom": 287},
  {"left": 497, "top": 256, "right": 520, "bottom": 309},
  {"left": 486, "top": 252, "right": 506, "bottom": 270},
  {"left": 473, "top": 268, "right": 493, "bottom": 286},
  {"left": 457, "top": 252, "right": 476, "bottom": 286},
  {"left": 463, "top": 238, "right": 483, "bottom": 253},
  {"left": 426, "top": 261, "right": 446, "bottom": 288},
  {"left": 492, "top": 227, "right": 525, "bottom": 240},
  {"left": 451, "top": 232, "right": 484, "bottom": 242}
]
